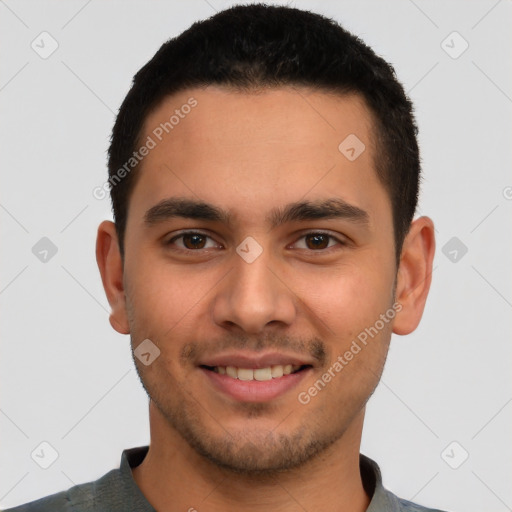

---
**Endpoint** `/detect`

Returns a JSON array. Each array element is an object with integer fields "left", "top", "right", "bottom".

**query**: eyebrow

[{"left": 144, "top": 197, "right": 370, "bottom": 229}]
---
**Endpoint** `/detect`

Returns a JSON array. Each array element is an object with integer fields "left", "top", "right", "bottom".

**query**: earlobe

[
  {"left": 393, "top": 216, "right": 436, "bottom": 336},
  {"left": 96, "top": 220, "right": 130, "bottom": 335}
]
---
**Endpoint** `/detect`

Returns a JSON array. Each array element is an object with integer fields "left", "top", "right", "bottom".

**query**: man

[{"left": 6, "top": 3, "right": 444, "bottom": 511}]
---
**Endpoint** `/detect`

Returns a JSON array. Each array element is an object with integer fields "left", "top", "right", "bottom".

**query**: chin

[{"left": 192, "top": 433, "right": 332, "bottom": 475}]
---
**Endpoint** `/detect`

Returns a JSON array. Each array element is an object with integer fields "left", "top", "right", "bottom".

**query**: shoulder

[
  {"left": 1, "top": 481, "right": 95, "bottom": 512},
  {"left": 395, "top": 495, "right": 452, "bottom": 512},
  {"left": 2, "top": 446, "right": 152, "bottom": 512},
  {"left": 1, "top": 469, "right": 118, "bottom": 512},
  {"left": 360, "top": 453, "right": 452, "bottom": 512}
]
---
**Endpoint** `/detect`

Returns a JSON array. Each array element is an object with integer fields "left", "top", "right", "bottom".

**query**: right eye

[{"left": 166, "top": 231, "right": 223, "bottom": 252}]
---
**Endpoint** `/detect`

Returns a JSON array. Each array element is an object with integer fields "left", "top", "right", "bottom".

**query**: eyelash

[{"left": 166, "top": 230, "right": 347, "bottom": 253}]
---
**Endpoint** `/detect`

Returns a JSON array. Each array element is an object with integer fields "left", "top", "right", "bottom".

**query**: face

[{"left": 116, "top": 87, "right": 399, "bottom": 473}]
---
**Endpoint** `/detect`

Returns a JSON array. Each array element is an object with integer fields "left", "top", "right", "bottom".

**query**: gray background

[{"left": 1, "top": 1, "right": 511, "bottom": 510}]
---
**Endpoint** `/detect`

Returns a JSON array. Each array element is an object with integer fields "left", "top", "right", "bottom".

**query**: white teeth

[
  {"left": 237, "top": 368, "right": 254, "bottom": 381},
  {"left": 271, "top": 365, "right": 283, "bottom": 378},
  {"left": 253, "top": 367, "right": 272, "bottom": 381},
  {"left": 226, "top": 366, "right": 238, "bottom": 378},
  {"left": 212, "top": 364, "right": 305, "bottom": 381}
]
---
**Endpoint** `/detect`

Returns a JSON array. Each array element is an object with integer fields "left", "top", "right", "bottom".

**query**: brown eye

[
  {"left": 304, "top": 233, "right": 330, "bottom": 250},
  {"left": 182, "top": 233, "right": 207, "bottom": 249},
  {"left": 292, "top": 231, "right": 344, "bottom": 251},
  {"left": 168, "top": 232, "right": 219, "bottom": 251}
]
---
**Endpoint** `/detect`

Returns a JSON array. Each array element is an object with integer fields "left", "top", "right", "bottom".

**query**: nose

[{"left": 211, "top": 247, "right": 297, "bottom": 334}]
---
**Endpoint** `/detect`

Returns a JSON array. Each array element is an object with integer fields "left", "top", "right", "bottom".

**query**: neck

[{"left": 132, "top": 402, "right": 371, "bottom": 512}]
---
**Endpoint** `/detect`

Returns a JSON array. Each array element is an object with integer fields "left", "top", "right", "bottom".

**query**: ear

[
  {"left": 96, "top": 220, "right": 130, "bottom": 335},
  {"left": 393, "top": 216, "right": 436, "bottom": 335}
]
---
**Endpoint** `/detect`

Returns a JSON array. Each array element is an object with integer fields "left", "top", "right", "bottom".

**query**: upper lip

[{"left": 198, "top": 351, "right": 315, "bottom": 369}]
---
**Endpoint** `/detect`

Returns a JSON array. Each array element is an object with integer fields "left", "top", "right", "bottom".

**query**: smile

[
  {"left": 202, "top": 364, "right": 308, "bottom": 381},
  {"left": 200, "top": 362, "right": 313, "bottom": 402}
]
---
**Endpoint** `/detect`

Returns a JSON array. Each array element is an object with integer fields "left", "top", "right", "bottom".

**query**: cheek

[
  {"left": 301, "top": 267, "right": 394, "bottom": 400},
  {"left": 125, "top": 256, "right": 221, "bottom": 339},
  {"left": 293, "top": 261, "right": 394, "bottom": 338}
]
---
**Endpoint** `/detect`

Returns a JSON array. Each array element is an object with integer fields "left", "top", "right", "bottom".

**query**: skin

[{"left": 96, "top": 86, "right": 435, "bottom": 512}]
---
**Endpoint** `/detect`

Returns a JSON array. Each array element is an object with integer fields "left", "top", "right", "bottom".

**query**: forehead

[
  {"left": 129, "top": 86, "right": 390, "bottom": 229},
  {"left": 142, "top": 86, "right": 375, "bottom": 159}
]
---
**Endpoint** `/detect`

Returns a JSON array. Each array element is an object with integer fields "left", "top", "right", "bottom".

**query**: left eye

[{"left": 292, "top": 232, "right": 341, "bottom": 250}]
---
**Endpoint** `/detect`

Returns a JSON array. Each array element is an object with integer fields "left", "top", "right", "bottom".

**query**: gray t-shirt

[{"left": 2, "top": 446, "right": 450, "bottom": 511}]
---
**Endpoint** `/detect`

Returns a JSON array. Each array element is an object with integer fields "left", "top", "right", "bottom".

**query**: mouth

[
  {"left": 200, "top": 364, "right": 311, "bottom": 381},
  {"left": 198, "top": 354, "right": 314, "bottom": 402}
]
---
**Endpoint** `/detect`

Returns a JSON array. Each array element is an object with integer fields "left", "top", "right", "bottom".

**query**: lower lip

[{"left": 200, "top": 367, "right": 312, "bottom": 402}]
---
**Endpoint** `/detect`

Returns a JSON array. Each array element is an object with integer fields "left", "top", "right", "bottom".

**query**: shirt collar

[
  {"left": 122, "top": 446, "right": 401, "bottom": 511},
  {"left": 360, "top": 453, "right": 402, "bottom": 511}
]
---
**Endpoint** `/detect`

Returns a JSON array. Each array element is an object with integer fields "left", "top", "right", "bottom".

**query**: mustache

[{"left": 180, "top": 333, "right": 327, "bottom": 367}]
